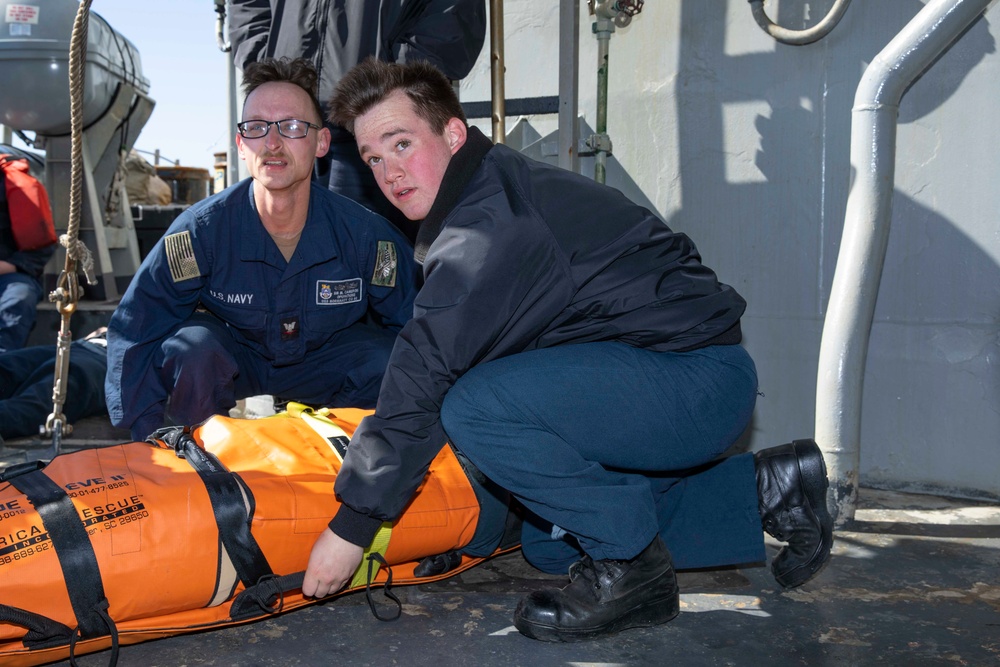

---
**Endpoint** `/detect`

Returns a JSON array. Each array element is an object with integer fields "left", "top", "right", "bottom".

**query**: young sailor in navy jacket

[{"left": 303, "top": 58, "right": 835, "bottom": 642}]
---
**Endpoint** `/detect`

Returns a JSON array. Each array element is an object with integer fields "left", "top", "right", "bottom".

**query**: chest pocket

[
  {"left": 306, "top": 277, "right": 366, "bottom": 334},
  {"left": 206, "top": 295, "right": 268, "bottom": 348}
]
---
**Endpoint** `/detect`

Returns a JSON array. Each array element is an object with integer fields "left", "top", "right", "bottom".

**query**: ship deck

[{"left": 2, "top": 416, "right": 998, "bottom": 667}]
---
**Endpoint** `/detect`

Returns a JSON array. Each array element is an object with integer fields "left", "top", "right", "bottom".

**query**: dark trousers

[
  {"left": 440, "top": 342, "right": 766, "bottom": 572},
  {"left": 128, "top": 312, "right": 398, "bottom": 441},
  {"left": 0, "top": 340, "right": 108, "bottom": 439},
  {"left": 0, "top": 273, "right": 43, "bottom": 353}
]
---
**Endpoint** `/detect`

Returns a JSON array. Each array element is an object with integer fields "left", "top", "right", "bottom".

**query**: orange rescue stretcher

[{"left": 0, "top": 405, "right": 511, "bottom": 667}]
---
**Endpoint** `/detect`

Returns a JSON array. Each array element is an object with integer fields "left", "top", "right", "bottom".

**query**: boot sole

[
  {"left": 772, "top": 439, "right": 834, "bottom": 588},
  {"left": 514, "top": 588, "right": 680, "bottom": 643}
]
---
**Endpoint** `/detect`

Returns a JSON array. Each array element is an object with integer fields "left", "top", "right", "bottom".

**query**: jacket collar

[
  {"left": 241, "top": 182, "right": 339, "bottom": 270},
  {"left": 414, "top": 125, "right": 494, "bottom": 263}
]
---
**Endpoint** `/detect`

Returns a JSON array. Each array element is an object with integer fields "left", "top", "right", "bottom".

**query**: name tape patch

[{"left": 316, "top": 278, "right": 362, "bottom": 305}]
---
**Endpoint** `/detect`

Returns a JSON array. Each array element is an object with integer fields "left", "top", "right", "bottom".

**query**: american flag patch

[{"left": 163, "top": 231, "right": 201, "bottom": 282}]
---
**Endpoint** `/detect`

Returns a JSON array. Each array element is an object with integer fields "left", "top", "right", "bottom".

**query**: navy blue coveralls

[
  {"left": 105, "top": 179, "right": 419, "bottom": 441},
  {"left": 0, "top": 335, "right": 108, "bottom": 440},
  {"left": 330, "top": 127, "right": 766, "bottom": 572}
]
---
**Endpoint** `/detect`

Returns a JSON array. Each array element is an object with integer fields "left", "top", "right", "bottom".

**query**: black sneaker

[{"left": 513, "top": 535, "right": 679, "bottom": 642}]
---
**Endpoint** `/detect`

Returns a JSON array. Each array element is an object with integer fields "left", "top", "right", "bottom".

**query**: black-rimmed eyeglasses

[{"left": 237, "top": 119, "right": 321, "bottom": 139}]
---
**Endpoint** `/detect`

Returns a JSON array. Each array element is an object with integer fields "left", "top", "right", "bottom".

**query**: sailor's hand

[{"left": 303, "top": 528, "right": 364, "bottom": 598}]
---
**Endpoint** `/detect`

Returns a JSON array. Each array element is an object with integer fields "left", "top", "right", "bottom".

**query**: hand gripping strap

[
  {"left": 279, "top": 403, "right": 394, "bottom": 586},
  {"left": 229, "top": 551, "right": 401, "bottom": 623}
]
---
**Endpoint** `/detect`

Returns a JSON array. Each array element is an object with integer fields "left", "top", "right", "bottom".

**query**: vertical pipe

[
  {"left": 558, "top": 0, "right": 580, "bottom": 174},
  {"left": 489, "top": 0, "right": 506, "bottom": 144},
  {"left": 227, "top": 48, "right": 241, "bottom": 187},
  {"left": 816, "top": 0, "right": 993, "bottom": 525},
  {"left": 594, "top": 23, "right": 611, "bottom": 183}
]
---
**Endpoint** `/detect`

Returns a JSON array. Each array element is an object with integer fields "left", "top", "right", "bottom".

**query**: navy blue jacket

[
  {"left": 105, "top": 179, "right": 418, "bottom": 430},
  {"left": 229, "top": 0, "right": 486, "bottom": 106},
  {"left": 330, "top": 127, "right": 746, "bottom": 545}
]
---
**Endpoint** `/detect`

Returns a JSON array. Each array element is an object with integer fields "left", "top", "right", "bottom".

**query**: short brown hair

[
  {"left": 328, "top": 57, "right": 467, "bottom": 135},
  {"left": 241, "top": 57, "right": 324, "bottom": 123}
]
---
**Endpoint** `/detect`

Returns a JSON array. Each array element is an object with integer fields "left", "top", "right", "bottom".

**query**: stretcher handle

[
  {"left": 229, "top": 554, "right": 401, "bottom": 622},
  {"left": 0, "top": 603, "right": 73, "bottom": 649}
]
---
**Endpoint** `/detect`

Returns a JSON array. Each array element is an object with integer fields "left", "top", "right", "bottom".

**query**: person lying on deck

[{"left": 0, "top": 328, "right": 108, "bottom": 443}]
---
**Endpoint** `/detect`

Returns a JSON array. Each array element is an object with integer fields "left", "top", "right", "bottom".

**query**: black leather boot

[
  {"left": 754, "top": 439, "right": 834, "bottom": 588},
  {"left": 513, "top": 535, "right": 679, "bottom": 642}
]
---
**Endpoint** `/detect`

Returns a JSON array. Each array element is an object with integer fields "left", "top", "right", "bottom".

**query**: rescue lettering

[
  {"left": 0, "top": 525, "right": 41, "bottom": 548},
  {"left": 0, "top": 500, "right": 21, "bottom": 512},
  {"left": 80, "top": 495, "right": 142, "bottom": 520}
]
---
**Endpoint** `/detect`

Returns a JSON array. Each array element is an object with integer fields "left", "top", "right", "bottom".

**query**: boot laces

[{"left": 568, "top": 555, "right": 604, "bottom": 590}]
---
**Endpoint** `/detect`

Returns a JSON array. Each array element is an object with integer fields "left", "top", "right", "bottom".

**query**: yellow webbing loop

[{"left": 274, "top": 402, "right": 393, "bottom": 587}]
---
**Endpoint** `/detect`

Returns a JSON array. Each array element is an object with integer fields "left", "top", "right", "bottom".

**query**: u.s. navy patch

[
  {"left": 316, "top": 278, "right": 363, "bottom": 305},
  {"left": 371, "top": 240, "right": 398, "bottom": 287},
  {"left": 163, "top": 231, "right": 201, "bottom": 282}
]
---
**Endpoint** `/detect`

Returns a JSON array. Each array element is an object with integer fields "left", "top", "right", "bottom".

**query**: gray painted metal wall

[{"left": 460, "top": 0, "right": 1000, "bottom": 500}]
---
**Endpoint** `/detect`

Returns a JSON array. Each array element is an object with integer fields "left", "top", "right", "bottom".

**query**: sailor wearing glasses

[{"left": 106, "top": 58, "right": 417, "bottom": 442}]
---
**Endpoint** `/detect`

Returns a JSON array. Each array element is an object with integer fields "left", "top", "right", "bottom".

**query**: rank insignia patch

[
  {"left": 280, "top": 316, "right": 300, "bottom": 340},
  {"left": 163, "top": 231, "right": 202, "bottom": 282},
  {"left": 371, "top": 240, "right": 398, "bottom": 287}
]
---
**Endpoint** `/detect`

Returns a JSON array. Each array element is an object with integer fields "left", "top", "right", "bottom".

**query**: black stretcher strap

[
  {"left": 0, "top": 603, "right": 74, "bottom": 649},
  {"left": 170, "top": 431, "right": 273, "bottom": 589},
  {"left": 8, "top": 469, "right": 112, "bottom": 640},
  {"left": 229, "top": 572, "right": 303, "bottom": 620},
  {"left": 229, "top": 554, "right": 402, "bottom": 623}
]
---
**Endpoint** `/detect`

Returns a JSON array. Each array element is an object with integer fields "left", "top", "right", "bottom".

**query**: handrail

[{"left": 748, "top": 0, "right": 851, "bottom": 46}]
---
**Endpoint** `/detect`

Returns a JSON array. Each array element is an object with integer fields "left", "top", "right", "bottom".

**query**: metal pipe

[
  {"left": 227, "top": 49, "right": 240, "bottom": 187},
  {"left": 558, "top": 0, "right": 580, "bottom": 174},
  {"left": 214, "top": 0, "right": 230, "bottom": 52},
  {"left": 815, "top": 0, "right": 993, "bottom": 526},
  {"left": 748, "top": 0, "right": 852, "bottom": 46},
  {"left": 489, "top": 0, "right": 506, "bottom": 144},
  {"left": 593, "top": 17, "right": 611, "bottom": 184}
]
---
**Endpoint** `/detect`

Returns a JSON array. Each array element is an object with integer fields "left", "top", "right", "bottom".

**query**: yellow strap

[
  {"left": 350, "top": 521, "right": 393, "bottom": 588},
  {"left": 272, "top": 402, "right": 393, "bottom": 586},
  {"left": 280, "top": 401, "right": 350, "bottom": 462}
]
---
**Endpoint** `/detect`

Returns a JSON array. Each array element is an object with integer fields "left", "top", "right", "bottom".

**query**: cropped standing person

[{"left": 228, "top": 0, "right": 487, "bottom": 238}]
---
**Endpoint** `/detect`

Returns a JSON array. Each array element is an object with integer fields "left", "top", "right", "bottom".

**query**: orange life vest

[
  {"left": 0, "top": 154, "right": 57, "bottom": 252},
  {"left": 0, "top": 406, "right": 502, "bottom": 667}
]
